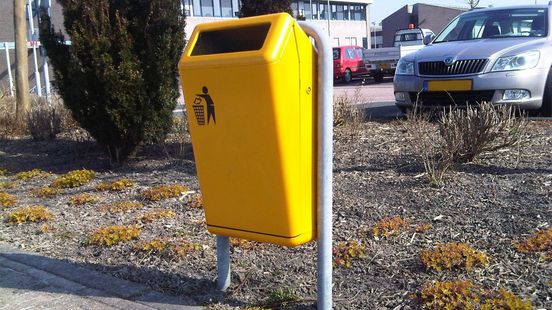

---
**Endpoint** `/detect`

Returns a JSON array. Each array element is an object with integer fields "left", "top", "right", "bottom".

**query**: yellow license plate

[
  {"left": 379, "top": 63, "right": 391, "bottom": 70},
  {"left": 426, "top": 80, "right": 472, "bottom": 91}
]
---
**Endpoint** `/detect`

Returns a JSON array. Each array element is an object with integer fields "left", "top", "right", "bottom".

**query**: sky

[{"left": 371, "top": 0, "right": 551, "bottom": 23}]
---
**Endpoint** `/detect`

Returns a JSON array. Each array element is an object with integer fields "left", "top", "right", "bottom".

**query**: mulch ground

[{"left": 0, "top": 120, "right": 551, "bottom": 309}]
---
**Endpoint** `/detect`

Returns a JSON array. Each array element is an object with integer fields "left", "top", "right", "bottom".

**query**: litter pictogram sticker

[{"left": 193, "top": 86, "right": 216, "bottom": 126}]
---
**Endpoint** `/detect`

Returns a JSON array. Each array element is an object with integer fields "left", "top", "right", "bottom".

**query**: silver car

[{"left": 394, "top": 3, "right": 552, "bottom": 116}]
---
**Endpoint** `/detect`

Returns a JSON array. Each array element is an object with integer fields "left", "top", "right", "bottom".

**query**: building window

[
  {"left": 193, "top": 0, "right": 201, "bottom": 16},
  {"left": 319, "top": 3, "right": 328, "bottom": 20},
  {"left": 302, "top": 1, "right": 311, "bottom": 20},
  {"left": 311, "top": 2, "right": 318, "bottom": 19},
  {"left": 292, "top": 1, "right": 298, "bottom": 17},
  {"left": 334, "top": 4, "right": 345, "bottom": 20},
  {"left": 350, "top": 5, "right": 365, "bottom": 21},
  {"left": 191, "top": 0, "right": 215, "bottom": 16},
  {"left": 220, "top": 0, "right": 233, "bottom": 17},
  {"left": 344, "top": 4, "right": 350, "bottom": 20}
]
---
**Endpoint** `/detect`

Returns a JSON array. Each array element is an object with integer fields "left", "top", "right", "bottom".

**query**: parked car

[
  {"left": 333, "top": 45, "right": 367, "bottom": 83},
  {"left": 364, "top": 28, "right": 434, "bottom": 83},
  {"left": 394, "top": 3, "right": 552, "bottom": 116}
]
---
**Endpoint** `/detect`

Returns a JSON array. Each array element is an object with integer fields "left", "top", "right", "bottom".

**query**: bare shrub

[
  {"left": 405, "top": 106, "right": 454, "bottom": 186},
  {"left": 438, "top": 102, "right": 528, "bottom": 163},
  {"left": 26, "top": 96, "right": 65, "bottom": 141},
  {"left": 333, "top": 88, "right": 364, "bottom": 137},
  {"left": 161, "top": 114, "right": 192, "bottom": 162},
  {"left": 0, "top": 89, "right": 25, "bottom": 139}
]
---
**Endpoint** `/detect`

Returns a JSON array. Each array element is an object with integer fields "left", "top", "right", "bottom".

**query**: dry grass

[
  {"left": 333, "top": 88, "right": 364, "bottom": 138},
  {"left": 26, "top": 96, "right": 66, "bottom": 141},
  {"left": 0, "top": 90, "right": 25, "bottom": 139},
  {"left": 405, "top": 107, "right": 454, "bottom": 187}
]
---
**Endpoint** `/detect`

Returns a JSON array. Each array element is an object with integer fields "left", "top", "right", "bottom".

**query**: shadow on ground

[
  {"left": 0, "top": 138, "right": 196, "bottom": 175},
  {"left": 0, "top": 250, "right": 245, "bottom": 308}
]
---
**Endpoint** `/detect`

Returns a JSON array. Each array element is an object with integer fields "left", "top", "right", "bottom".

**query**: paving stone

[{"left": 0, "top": 243, "right": 203, "bottom": 310}]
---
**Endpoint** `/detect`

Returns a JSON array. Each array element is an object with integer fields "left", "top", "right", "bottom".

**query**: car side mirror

[{"left": 424, "top": 34, "right": 435, "bottom": 45}]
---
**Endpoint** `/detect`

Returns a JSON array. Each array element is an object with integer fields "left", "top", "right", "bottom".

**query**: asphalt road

[
  {"left": 176, "top": 76, "right": 402, "bottom": 120},
  {"left": 334, "top": 76, "right": 402, "bottom": 120}
]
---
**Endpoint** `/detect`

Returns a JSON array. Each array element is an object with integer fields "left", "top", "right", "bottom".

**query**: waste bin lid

[{"left": 179, "top": 13, "right": 298, "bottom": 69}]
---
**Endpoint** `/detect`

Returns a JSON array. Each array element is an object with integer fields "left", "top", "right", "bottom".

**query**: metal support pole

[
  {"left": 40, "top": 0, "right": 52, "bottom": 100},
  {"left": 4, "top": 44, "right": 14, "bottom": 96},
  {"left": 298, "top": 21, "right": 334, "bottom": 310},
  {"left": 216, "top": 235, "right": 231, "bottom": 291},
  {"left": 27, "top": 0, "right": 42, "bottom": 96}
]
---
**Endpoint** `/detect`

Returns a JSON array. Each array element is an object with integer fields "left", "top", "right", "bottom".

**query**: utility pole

[{"left": 14, "top": 0, "right": 30, "bottom": 122}]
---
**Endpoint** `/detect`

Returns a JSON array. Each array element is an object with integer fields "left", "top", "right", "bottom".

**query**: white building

[{"left": 183, "top": 0, "right": 375, "bottom": 48}]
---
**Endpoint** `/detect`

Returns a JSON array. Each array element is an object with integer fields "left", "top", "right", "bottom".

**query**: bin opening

[{"left": 191, "top": 23, "right": 271, "bottom": 56}]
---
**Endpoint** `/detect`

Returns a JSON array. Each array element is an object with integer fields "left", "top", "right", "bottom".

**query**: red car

[{"left": 333, "top": 45, "right": 367, "bottom": 83}]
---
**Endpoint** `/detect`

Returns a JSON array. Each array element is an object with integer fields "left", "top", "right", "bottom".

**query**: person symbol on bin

[{"left": 197, "top": 86, "right": 216, "bottom": 125}]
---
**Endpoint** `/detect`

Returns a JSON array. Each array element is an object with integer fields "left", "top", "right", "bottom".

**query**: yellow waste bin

[{"left": 178, "top": 13, "right": 317, "bottom": 247}]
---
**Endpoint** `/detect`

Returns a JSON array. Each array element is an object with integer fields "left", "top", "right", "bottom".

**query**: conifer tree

[
  {"left": 40, "top": 0, "right": 185, "bottom": 164},
  {"left": 239, "top": 0, "right": 292, "bottom": 17}
]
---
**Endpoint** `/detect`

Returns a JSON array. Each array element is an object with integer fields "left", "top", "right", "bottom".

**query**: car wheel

[
  {"left": 374, "top": 72, "right": 384, "bottom": 84},
  {"left": 398, "top": 106, "right": 410, "bottom": 116},
  {"left": 343, "top": 69, "right": 352, "bottom": 84},
  {"left": 531, "top": 67, "right": 552, "bottom": 117}
]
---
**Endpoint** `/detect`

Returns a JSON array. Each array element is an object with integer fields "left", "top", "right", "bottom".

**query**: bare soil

[{"left": 0, "top": 120, "right": 551, "bottom": 309}]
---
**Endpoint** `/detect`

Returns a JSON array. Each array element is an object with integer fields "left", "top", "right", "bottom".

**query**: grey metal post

[
  {"left": 216, "top": 235, "right": 231, "bottom": 291},
  {"left": 27, "top": 0, "right": 42, "bottom": 96},
  {"left": 298, "top": 21, "right": 333, "bottom": 310},
  {"left": 4, "top": 44, "right": 14, "bottom": 96},
  {"left": 40, "top": 0, "right": 52, "bottom": 100}
]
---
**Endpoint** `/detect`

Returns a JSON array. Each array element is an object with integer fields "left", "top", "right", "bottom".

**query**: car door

[{"left": 355, "top": 47, "right": 367, "bottom": 75}]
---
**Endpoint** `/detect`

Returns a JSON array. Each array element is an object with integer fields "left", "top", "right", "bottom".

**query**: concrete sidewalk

[{"left": 0, "top": 243, "right": 202, "bottom": 310}]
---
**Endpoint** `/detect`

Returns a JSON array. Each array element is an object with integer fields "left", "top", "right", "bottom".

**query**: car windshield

[
  {"left": 333, "top": 48, "right": 340, "bottom": 60},
  {"left": 434, "top": 8, "right": 548, "bottom": 43}
]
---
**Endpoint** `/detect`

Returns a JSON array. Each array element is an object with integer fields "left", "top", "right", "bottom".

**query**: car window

[
  {"left": 345, "top": 48, "right": 356, "bottom": 59},
  {"left": 333, "top": 48, "right": 340, "bottom": 60},
  {"left": 434, "top": 8, "right": 548, "bottom": 43},
  {"left": 355, "top": 48, "right": 363, "bottom": 58}
]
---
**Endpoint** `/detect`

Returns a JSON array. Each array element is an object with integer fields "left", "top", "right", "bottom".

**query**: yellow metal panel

[
  {"left": 427, "top": 80, "right": 473, "bottom": 92},
  {"left": 178, "top": 13, "right": 317, "bottom": 247}
]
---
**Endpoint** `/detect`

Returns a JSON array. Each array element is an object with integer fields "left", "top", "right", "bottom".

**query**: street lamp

[{"left": 372, "top": 22, "right": 376, "bottom": 49}]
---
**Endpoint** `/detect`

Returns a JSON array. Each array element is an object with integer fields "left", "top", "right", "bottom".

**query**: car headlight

[
  {"left": 492, "top": 51, "right": 540, "bottom": 72},
  {"left": 396, "top": 59, "right": 415, "bottom": 75}
]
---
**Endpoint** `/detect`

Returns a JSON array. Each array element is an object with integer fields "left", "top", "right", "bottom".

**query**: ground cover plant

[
  {"left": 0, "top": 115, "right": 551, "bottom": 308},
  {"left": 6, "top": 205, "right": 53, "bottom": 224}
]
